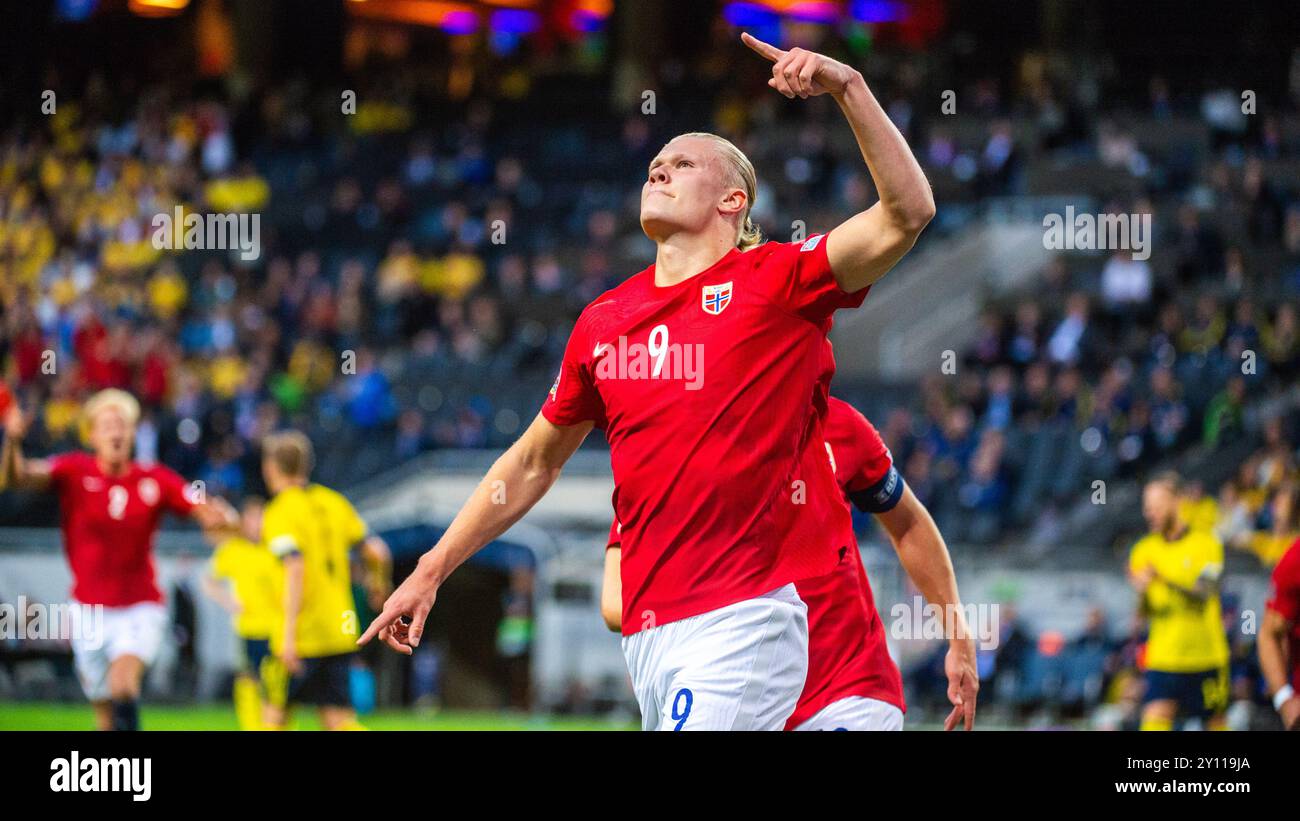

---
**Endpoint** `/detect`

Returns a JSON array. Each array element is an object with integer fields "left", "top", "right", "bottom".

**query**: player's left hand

[
  {"left": 1281, "top": 695, "right": 1300, "bottom": 730},
  {"left": 741, "top": 32, "right": 862, "bottom": 99},
  {"left": 193, "top": 496, "right": 238, "bottom": 530},
  {"left": 357, "top": 566, "right": 438, "bottom": 655},
  {"left": 943, "top": 638, "right": 979, "bottom": 731}
]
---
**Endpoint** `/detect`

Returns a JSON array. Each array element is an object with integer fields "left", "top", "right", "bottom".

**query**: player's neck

[
  {"left": 1161, "top": 521, "right": 1188, "bottom": 542},
  {"left": 273, "top": 477, "right": 308, "bottom": 494},
  {"left": 96, "top": 456, "right": 129, "bottom": 477},
  {"left": 652, "top": 231, "right": 735, "bottom": 287}
]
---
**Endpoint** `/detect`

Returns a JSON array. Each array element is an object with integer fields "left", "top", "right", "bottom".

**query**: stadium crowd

[
  {"left": 4, "top": 30, "right": 1300, "bottom": 541},
  {"left": 3, "top": 21, "right": 1300, "bottom": 726}
]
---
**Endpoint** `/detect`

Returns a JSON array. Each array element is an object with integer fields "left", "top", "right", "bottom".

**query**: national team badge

[
  {"left": 701, "top": 281, "right": 733, "bottom": 315},
  {"left": 138, "top": 477, "right": 160, "bottom": 507}
]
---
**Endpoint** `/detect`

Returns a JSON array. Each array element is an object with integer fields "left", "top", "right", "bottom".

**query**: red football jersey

[
  {"left": 48, "top": 452, "right": 195, "bottom": 606},
  {"left": 604, "top": 395, "right": 907, "bottom": 724},
  {"left": 547, "top": 236, "right": 867, "bottom": 635},
  {"left": 785, "top": 396, "right": 906, "bottom": 726},
  {"left": 1266, "top": 537, "right": 1300, "bottom": 691}
]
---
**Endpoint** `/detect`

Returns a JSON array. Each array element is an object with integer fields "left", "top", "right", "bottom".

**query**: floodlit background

[{"left": 2, "top": 0, "right": 1299, "bottom": 730}]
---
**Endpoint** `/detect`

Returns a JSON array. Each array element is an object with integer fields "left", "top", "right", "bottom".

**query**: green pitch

[{"left": 0, "top": 702, "right": 635, "bottom": 731}]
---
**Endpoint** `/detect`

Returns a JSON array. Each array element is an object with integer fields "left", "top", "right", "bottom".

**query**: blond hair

[
  {"left": 262, "top": 430, "right": 314, "bottom": 479},
  {"left": 83, "top": 389, "right": 140, "bottom": 429},
  {"left": 675, "top": 132, "right": 763, "bottom": 251}
]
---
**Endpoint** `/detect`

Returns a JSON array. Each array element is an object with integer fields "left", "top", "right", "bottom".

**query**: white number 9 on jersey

[
  {"left": 107, "top": 485, "right": 129, "bottom": 520},
  {"left": 648, "top": 324, "right": 669, "bottom": 378}
]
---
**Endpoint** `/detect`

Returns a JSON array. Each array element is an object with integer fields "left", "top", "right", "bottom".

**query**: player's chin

[{"left": 639, "top": 209, "right": 682, "bottom": 240}]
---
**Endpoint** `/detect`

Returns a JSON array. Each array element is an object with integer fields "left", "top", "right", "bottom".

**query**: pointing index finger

[
  {"left": 741, "top": 31, "right": 784, "bottom": 62},
  {"left": 357, "top": 607, "right": 397, "bottom": 646}
]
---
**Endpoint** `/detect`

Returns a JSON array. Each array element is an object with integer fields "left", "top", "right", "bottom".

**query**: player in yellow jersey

[
  {"left": 201, "top": 497, "right": 279, "bottom": 730},
  {"left": 1128, "top": 472, "right": 1231, "bottom": 730},
  {"left": 258, "top": 431, "right": 390, "bottom": 730}
]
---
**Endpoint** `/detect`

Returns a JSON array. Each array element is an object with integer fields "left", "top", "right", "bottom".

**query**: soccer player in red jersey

[
  {"left": 603, "top": 396, "right": 978, "bottom": 730},
  {"left": 360, "top": 33, "right": 935, "bottom": 730},
  {"left": 1, "top": 389, "right": 233, "bottom": 730},
  {"left": 1260, "top": 535, "right": 1300, "bottom": 729}
]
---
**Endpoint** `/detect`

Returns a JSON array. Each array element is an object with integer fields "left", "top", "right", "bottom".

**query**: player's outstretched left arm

[
  {"left": 359, "top": 413, "right": 593, "bottom": 654},
  {"left": 875, "top": 486, "right": 978, "bottom": 731},
  {"left": 192, "top": 495, "right": 239, "bottom": 533},
  {"left": 742, "top": 32, "right": 935, "bottom": 292}
]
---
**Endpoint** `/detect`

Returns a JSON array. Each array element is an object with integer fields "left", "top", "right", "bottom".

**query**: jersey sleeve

[
  {"left": 540, "top": 314, "right": 605, "bottom": 428},
  {"left": 155, "top": 466, "right": 196, "bottom": 517},
  {"left": 262, "top": 498, "right": 301, "bottom": 560},
  {"left": 1128, "top": 538, "right": 1149, "bottom": 575},
  {"left": 839, "top": 408, "right": 906, "bottom": 513},
  {"left": 749, "top": 236, "right": 870, "bottom": 324},
  {"left": 1266, "top": 539, "right": 1300, "bottom": 623},
  {"left": 606, "top": 519, "right": 621, "bottom": 550},
  {"left": 46, "top": 453, "right": 81, "bottom": 492},
  {"left": 340, "top": 493, "right": 369, "bottom": 545}
]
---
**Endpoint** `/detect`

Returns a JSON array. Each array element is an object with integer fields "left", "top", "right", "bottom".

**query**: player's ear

[{"left": 718, "top": 186, "right": 746, "bottom": 219}]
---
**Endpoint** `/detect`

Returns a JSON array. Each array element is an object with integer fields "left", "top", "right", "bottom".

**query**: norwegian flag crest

[{"left": 701, "top": 281, "right": 733, "bottom": 315}]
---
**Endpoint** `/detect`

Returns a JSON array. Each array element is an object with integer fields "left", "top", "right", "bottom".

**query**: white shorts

[
  {"left": 621, "top": 584, "right": 808, "bottom": 731},
  {"left": 792, "top": 696, "right": 905, "bottom": 731},
  {"left": 69, "top": 601, "right": 167, "bottom": 702}
]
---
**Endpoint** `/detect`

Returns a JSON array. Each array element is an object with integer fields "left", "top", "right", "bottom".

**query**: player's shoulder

[
  {"left": 308, "top": 482, "right": 356, "bottom": 511},
  {"left": 1130, "top": 532, "right": 1159, "bottom": 554},
  {"left": 576, "top": 270, "right": 651, "bottom": 320},
  {"left": 212, "top": 537, "right": 238, "bottom": 561},
  {"left": 828, "top": 395, "right": 887, "bottom": 451},
  {"left": 140, "top": 460, "right": 185, "bottom": 484},
  {"left": 749, "top": 235, "right": 826, "bottom": 266},
  {"left": 50, "top": 450, "right": 94, "bottom": 471},
  {"left": 1273, "top": 536, "right": 1300, "bottom": 581},
  {"left": 1186, "top": 528, "right": 1223, "bottom": 552},
  {"left": 267, "top": 485, "right": 306, "bottom": 514},
  {"left": 827, "top": 395, "right": 871, "bottom": 432}
]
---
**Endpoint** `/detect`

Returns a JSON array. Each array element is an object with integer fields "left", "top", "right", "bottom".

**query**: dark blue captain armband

[{"left": 847, "top": 465, "right": 905, "bottom": 514}]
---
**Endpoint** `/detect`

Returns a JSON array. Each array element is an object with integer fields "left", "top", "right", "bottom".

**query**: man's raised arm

[
  {"left": 0, "top": 405, "right": 51, "bottom": 492},
  {"left": 358, "top": 413, "right": 593, "bottom": 654},
  {"left": 742, "top": 32, "right": 935, "bottom": 292}
]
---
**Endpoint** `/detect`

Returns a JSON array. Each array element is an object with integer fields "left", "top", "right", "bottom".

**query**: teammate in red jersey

[
  {"left": 361, "top": 33, "right": 934, "bottom": 730},
  {"left": 1260, "top": 535, "right": 1300, "bottom": 729},
  {"left": 1, "top": 389, "right": 233, "bottom": 730},
  {"left": 602, "top": 396, "right": 978, "bottom": 730}
]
